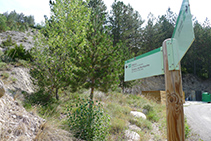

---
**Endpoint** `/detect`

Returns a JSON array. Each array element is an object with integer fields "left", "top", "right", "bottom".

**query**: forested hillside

[
  {"left": 0, "top": 0, "right": 210, "bottom": 140},
  {"left": 1, "top": 1, "right": 210, "bottom": 81}
]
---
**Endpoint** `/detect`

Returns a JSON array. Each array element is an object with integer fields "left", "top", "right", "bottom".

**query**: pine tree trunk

[
  {"left": 90, "top": 87, "right": 94, "bottom": 101},
  {"left": 89, "top": 80, "right": 95, "bottom": 109},
  {"left": 55, "top": 88, "right": 59, "bottom": 100}
]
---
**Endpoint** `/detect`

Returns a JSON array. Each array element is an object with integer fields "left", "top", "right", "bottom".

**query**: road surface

[{"left": 184, "top": 102, "right": 211, "bottom": 141}]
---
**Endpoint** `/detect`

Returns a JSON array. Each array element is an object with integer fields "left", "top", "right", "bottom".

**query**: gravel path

[{"left": 184, "top": 102, "right": 211, "bottom": 141}]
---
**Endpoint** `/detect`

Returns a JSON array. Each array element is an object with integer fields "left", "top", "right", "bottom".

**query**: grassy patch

[
  {"left": 129, "top": 117, "right": 152, "bottom": 130},
  {"left": 109, "top": 117, "right": 127, "bottom": 134},
  {"left": 10, "top": 76, "right": 17, "bottom": 83},
  {"left": 1, "top": 35, "right": 16, "bottom": 47},
  {"left": 21, "top": 90, "right": 167, "bottom": 140},
  {"left": 1, "top": 72, "right": 9, "bottom": 79},
  {"left": 0, "top": 62, "right": 10, "bottom": 71},
  {"left": 185, "top": 117, "right": 191, "bottom": 139}
]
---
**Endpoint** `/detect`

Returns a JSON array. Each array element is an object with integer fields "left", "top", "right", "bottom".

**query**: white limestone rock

[{"left": 130, "top": 111, "right": 146, "bottom": 120}]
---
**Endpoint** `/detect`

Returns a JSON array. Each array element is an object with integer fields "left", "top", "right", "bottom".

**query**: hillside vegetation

[{"left": 0, "top": 0, "right": 210, "bottom": 140}]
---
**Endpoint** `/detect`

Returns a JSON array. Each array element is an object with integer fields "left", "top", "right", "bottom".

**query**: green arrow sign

[
  {"left": 168, "top": 0, "right": 195, "bottom": 70},
  {"left": 124, "top": 0, "right": 194, "bottom": 81},
  {"left": 124, "top": 47, "right": 164, "bottom": 81}
]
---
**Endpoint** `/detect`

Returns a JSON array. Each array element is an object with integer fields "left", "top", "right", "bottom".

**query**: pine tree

[
  {"left": 31, "top": 0, "right": 90, "bottom": 100},
  {"left": 0, "top": 14, "right": 8, "bottom": 32},
  {"left": 109, "top": 1, "right": 144, "bottom": 92},
  {"left": 70, "top": 0, "right": 122, "bottom": 100}
]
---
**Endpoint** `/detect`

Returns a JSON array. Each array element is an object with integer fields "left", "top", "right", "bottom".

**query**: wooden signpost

[{"left": 124, "top": 0, "right": 194, "bottom": 140}]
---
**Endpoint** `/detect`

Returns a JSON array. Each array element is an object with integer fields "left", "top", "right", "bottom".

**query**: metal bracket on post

[{"left": 166, "top": 39, "right": 180, "bottom": 71}]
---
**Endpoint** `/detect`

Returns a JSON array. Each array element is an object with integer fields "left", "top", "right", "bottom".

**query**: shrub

[
  {"left": 147, "top": 111, "right": 159, "bottom": 122},
  {"left": 1, "top": 35, "right": 15, "bottom": 47},
  {"left": 143, "top": 104, "right": 153, "bottom": 113},
  {"left": 24, "top": 89, "right": 56, "bottom": 106},
  {"left": 0, "top": 62, "right": 8, "bottom": 71},
  {"left": 67, "top": 99, "right": 110, "bottom": 141},
  {"left": 109, "top": 117, "right": 127, "bottom": 134},
  {"left": 23, "top": 89, "right": 60, "bottom": 117},
  {"left": 185, "top": 118, "right": 191, "bottom": 139},
  {"left": 143, "top": 104, "right": 160, "bottom": 122},
  {"left": 0, "top": 50, "right": 3, "bottom": 56},
  {"left": 15, "top": 59, "right": 29, "bottom": 67},
  {"left": 1, "top": 72, "right": 9, "bottom": 78},
  {"left": 5, "top": 44, "right": 32, "bottom": 61},
  {"left": 129, "top": 117, "right": 152, "bottom": 130},
  {"left": 10, "top": 76, "right": 17, "bottom": 83}
]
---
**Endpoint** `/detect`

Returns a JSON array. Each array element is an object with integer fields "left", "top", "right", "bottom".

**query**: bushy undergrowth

[
  {"left": 1, "top": 35, "right": 15, "bottom": 47},
  {"left": 0, "top": 62, "right": 9, "bottom": 71},
  {"left": 21, "top": 90, "right": 167, "bottom": 140},
  {"left": 5, "top": 44, "right": 32, "bottom": 61},
  {"left": 185, "top": 117, "right": 191, "bottom": 139},
  {"left": 23, "top": 89, "right": 61, "bottom": 117},
  {"left": 143, "top": 104, "right": 160, "bottom": 122},
  {"left": 67, "top": 98, "right": 110, "bottom": 141}
]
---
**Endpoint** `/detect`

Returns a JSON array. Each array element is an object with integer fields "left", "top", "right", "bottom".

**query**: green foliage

[
  {"left": 5, "top": 44, "right": 32, "bottom": 61},
  {"left": 0, "top": 14, "right": 8, "bottom": 32},
  {"left": 1, "top": 35, "right": 15, "bottom": 47},
  {"left": 109, "top": 117, "right": 126, "bottom": 134},
  {"left": 10, "top": 76, "right": 17, "bottom": 83},
  {"left": 110, "top": 1, "right": 144, "bottom": 91},
  {"left": 67, "top": 99, "right": 110, "bottom": 141},
  {"left": 23, "top": 89, "right": 61, "bottom": 117},
  {"left": 143, "top": 104, "right": 159, "bottom": 122},
  {"left": 185, "top": 118, "right": 191, "bottom": 139},
  {"left": 106, "top": 102, "right": 131, "bottom": 118},
  {"left": 1, "top": 72, "right": 9, "bottom": 78},
  {"left": 24, "top": 89, "right": 56, "bottom": 106},
  {"left": 0, "top": 62, "right": 8, "bottom": 71},
  {"left": 143, "top": 104, "right": 153, "bottom": 113},
  {"left": 31, "top": 0, "right": 90, "bottom": 100},
  {"left": 69, "top": 0, "right": 122, "bottom": 100},
  {"left": 147, "top": 111, "right": 159, "bottom": 122},
  {"left": 129, "top": 117, "right": 152, "bottom": 130},
  {"left": 1, "top": 10, "right": 35, "bottom": 32}
]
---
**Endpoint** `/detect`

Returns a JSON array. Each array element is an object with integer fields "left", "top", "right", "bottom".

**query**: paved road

[{"left": 184, "top": 102, "right": 211, "bottom": 141}]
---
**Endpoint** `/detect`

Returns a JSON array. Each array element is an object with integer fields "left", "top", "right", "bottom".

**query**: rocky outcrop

[
  {"left": 0, "top": 80, "right": 5, "bottom": 98},
  {"left": 130, "top": 111, "right": 146, "bottom": 120},
  {"left": 0, "top": 90, "right": 44, "bottom": 140},
  {"left": 124, "top": 74, "right": 211, "bottom": 95},
  {"left": 125, "top": 130, "right": 140, "bottom": 141},
  {"left": 0, "top": 30, "right": 35, "bottom": 51},
  {"left": 0, "top": 65, "right": 72, "bottom": 141}
]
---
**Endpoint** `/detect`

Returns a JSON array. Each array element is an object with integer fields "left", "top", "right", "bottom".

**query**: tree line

[
  {"left": 1, "top": 0, "right": 211, "bottom": 99},
  {"left": 1, "top": 0, "right": 210, "bottom": 140},
  {"left": 0, "top": 10, "right": 35, "bottom": 32}
]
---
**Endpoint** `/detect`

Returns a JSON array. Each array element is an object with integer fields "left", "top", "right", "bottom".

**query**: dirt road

[{"left": 184, "top": 102, "right": 211, "bottom": 141}]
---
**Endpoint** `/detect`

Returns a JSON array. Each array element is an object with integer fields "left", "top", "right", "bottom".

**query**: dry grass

[
  {"left": 92, "top": 91, "right": 167, "bottom": 140},
  {"left": 34, "top": 121, "right": 73, "bottom": 141}
]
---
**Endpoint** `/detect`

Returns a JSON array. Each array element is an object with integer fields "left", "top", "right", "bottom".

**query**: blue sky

[{"left": 0, "top": 0, "right": 210, "bottom": 25}]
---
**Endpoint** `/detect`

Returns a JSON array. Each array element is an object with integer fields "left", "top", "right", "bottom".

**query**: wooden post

[{"left": 163, "top": 39, "right": 185, "bottom": 141}]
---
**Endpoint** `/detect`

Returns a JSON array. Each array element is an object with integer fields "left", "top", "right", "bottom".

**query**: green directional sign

[
  {"left": 168, "top": 0, "right": 195, "bottom": 70},
  {"left": 124, "top": 47, "right": 164, "bottom": 81},
  {"left": 124, "top": 0, "right": 195, "bottom": 81}
]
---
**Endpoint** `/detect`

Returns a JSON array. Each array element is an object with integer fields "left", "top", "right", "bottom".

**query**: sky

[{"left": 0, "top": 0, "right": 210, "bottom": 25}]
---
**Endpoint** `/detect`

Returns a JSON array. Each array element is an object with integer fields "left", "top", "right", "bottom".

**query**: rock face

[
  {"left": 0, "top": 80, "right": 5, "bottom": 98},
  {"left": 125, "top": 130, "right": 140, "bottom": 141},
  {"left": 0, "top": 30, "right": 35, "bottom": 51},
  {"left": 0, "top": 90, "right": 45, "bottom": 140},
  {"left": 124, "top": 74, "right": 211, "bottom": 95},
  {"left": 6, "top": 67, "right": 34, "bottom": 94},
  {"left": 0, "top": 66, "right": 72, "bottom": 141}
]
